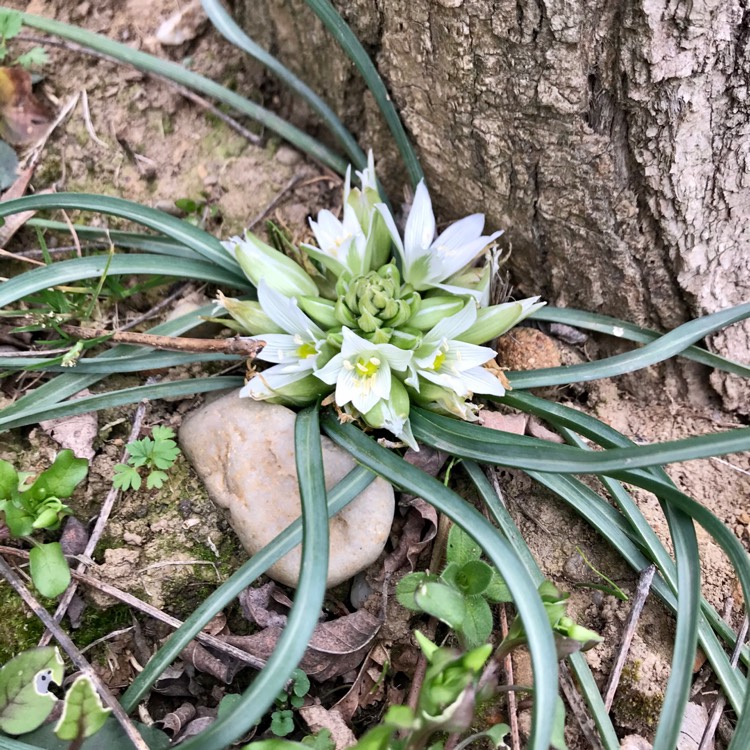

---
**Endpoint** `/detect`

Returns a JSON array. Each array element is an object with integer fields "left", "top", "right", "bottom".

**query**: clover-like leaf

[
  {"left": 29, "top": 542, "right": 71, "bottom": 598},
  {"left": 145, "top": 470, "right": 167, "bottom": 490},
  {"left": 112, "top": 464, "right": 141, "bottom": 492},
  {"left": 0, "top": 647, "right": 64, "bottom": 735},
  {"left": 270, "top": 709, "right": 294, "bottom": 737},
  {"left": 54, "top": 674, "right": 111, "bottom": 741}
]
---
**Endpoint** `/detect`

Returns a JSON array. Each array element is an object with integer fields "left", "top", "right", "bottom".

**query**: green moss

[
  {"left": 614, "top": 659, "right": 664, "bottom": 730},
  {"left": 73, "top": 604, "right": 132, "bottom": 650},
  {"left": 0, "top": 584, "right": 46, "bottom": 664}
]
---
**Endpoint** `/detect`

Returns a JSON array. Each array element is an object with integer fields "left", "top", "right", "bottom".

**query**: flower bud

[
  {"left": 389, "top": 327, "right": 423, "bottom": 350},
  {"left": 408, "top": 296, "right": 467, "bottom": 331},
  {"left": 224, "top": 232, "right": 318, "bottom": 298},
  {"left": 362, "top": 378, "right": 417, "bottom": 449},
  {"left": 243, "top": 372, "right": 330, "bottom": 407},
  {"left": 298, "top": 296, "right": 339, "bottom": 329},
  {"left": 407, "top": 378, "right": 481, "bottom": 422},
  {"left": 457, "top": 297, "right": 546, "bottom": 345},
  {"left": 217, "top": 293, "right": 285, "bottom": 335}
]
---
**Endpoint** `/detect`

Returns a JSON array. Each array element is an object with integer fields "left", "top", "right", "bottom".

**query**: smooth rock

[{"left": 179, "top": 391, "right": 395, "bottom": 588}]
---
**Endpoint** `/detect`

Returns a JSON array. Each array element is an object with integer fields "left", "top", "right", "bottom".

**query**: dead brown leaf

[
  {"left": 39, "top": 391, "right": 98, "bottom": 459},
  {"left": 480, "top": 411, "right": 528, "bottom": 434},
  {"left": 334, "top": 643, "right": 389, "bottom": 722},
  {"left": 157, "top": 703, "right": 196, "bottom": 736},
  {"left": 240, "top": 582, "right": 289, "bottom": 628},
  {"left": 223, "top": 609, "right": 382, "bottom": 682},
  {"left": 0, "top": 67, "right": 54, "bottom": 146},
  {"left": 299, "top": 704, "right": 356, "bottom": 750}
]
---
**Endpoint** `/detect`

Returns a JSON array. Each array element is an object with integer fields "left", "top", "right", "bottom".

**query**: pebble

[
  {"left": 275, "top": 145, "right": 302, "bottom": 166},
  {"left": 179, "top": 392, "right": 394, "bottom": 587}
]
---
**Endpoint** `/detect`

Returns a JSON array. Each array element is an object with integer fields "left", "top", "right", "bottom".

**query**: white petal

[
  {"left": 422, "top": 303, "right": 477, "bottom": 348},
  {"left": 314, "top": 353, "right": 345, "bottom": 385},
  {"left": 459, "top": 366, "right": 507, "bottom": 397},
  {"left": 351, "top": 363, "right": 391, "bottom": 414},
  {"left": 255, "top": 334, "right": 305, "bottom": 364},
  {"left": 433, "top": 214, "right": 485, "bottom": 253},
  {"left": 431, "top": 230, "right": 504, "bottom": 280},
  {"left": 404, "top": 180, "right": 436, "bottom": 256},
  {"left": 377, "top": 342, "right": 414, "bottom": 373},
  {"left": 334, "top": 366, "right": 359, "bottom": 407},
  {"left": 340, "top": 327, "right": 377, "bottom": 357},
  {"left": 258, "top": 281, "right": 323, "bottom": 339},
  {"left": 441, "top": 340, "right": 497, "bottom": 371},
  {"left": 418, "top": 368, "right": 472, "bottom": 397}
]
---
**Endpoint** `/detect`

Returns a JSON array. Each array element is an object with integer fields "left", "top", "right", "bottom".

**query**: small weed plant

[
  {"left": 112, "top": 426, "right": 181, "bottom": 491},
  {"left": 0, "top": 450, "right": 87, "bottom": 597}
]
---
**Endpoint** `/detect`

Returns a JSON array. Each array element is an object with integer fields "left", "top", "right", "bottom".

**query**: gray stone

[{"left": 179, "top": 391, "right": 394, "bottom": 587}]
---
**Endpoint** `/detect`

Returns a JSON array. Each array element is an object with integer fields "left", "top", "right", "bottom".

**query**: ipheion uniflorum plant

[{"left": 219, "top": 153, "right": 544, "bottom": 448}]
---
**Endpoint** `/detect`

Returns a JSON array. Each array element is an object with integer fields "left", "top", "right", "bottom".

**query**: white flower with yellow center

[
  {"left": 409, "top": 302, "right": 506, "bottom": 398},
  {"left": 376, "top": 180, "right": 502, "bottom": 299},
  {"left": 304, "top": 198, "right": 368, "bottom": 277},
  {"left": 314, "top": 328, "right": 413, "bottom": 414},
  {"left": 240, "top": 280, "right": 326, "bottom": 401}
]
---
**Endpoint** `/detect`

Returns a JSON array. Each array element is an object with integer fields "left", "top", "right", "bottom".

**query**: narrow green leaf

[
  {"left": 304, "top": 0, "right": 423, "bottom": 186},
  {"left": 173, "top": 406, "right": 330, "bottom": 750},
  {"left": 0, "top": 647, "right": 64, "bottom": 735},
  {"left": 201, "top": 0, "right": 364, "bottom": 170},
  {"left": 0, "top": 254, "right": 248, "bottom": 312},
  {"left": 321, "top": 416, "right": 558, "bottom": 750},
  {"left": 509, "top": 302, "right": 750, "bottom": 388},
  {"left": 29, "top": 543, "right": 71, "bottom": 598},
  {"left": 54, "top": 675, "right": 111, "bottom": 741},
  {"left": 530, "top": 306, "right": 750, "bottom": 379},
  {"left": 412, "top": 408, "right": 750, "bottom": 474},
  {"left": 17, "top": 12, "right": 348, "bottom": 174}
]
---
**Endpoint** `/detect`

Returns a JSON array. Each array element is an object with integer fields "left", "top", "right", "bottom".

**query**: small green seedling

[
  {"left": 270, "top": 669, "right": 310, "bottom": 738},
  {"left": 0, "top": 10, "right": 49, "bottom": 68},
  {"left": 0, "top": 450, "right": 88, "bottom": 597},
  {"left": 113, "top": 426, "right": 181, "bottom": 491},
  {"left": 397, "top": 524, "right": 512, "bottom": 649}
]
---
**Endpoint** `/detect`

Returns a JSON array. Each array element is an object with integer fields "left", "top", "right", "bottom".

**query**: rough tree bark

[{"left": 241, "top": 0, "right": 750, "bottom": 411}]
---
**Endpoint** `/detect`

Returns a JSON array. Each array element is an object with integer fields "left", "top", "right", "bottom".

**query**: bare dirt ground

[{"left": 0, "top": 0, "right": 748, "bottom": 747}]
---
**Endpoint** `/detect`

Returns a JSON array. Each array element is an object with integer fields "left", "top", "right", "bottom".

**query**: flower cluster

[{"left": 219, "top": 153, "right": 544, "bottom": 449}]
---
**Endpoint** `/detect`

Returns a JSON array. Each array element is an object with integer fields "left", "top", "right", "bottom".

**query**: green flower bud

[
  {"left": 408, "top": 296, "right": 467, "bottom": 331},
  {"left": 457, "top": 297, "right": 546, "bottom": 345},
  {"left": 335, "top": 264, "right": 419, "bottom": 333},
  {"left": 217, "top": 293, "right": 284, "bottom": 335},
  {"left": 297, "top": 296, "right": 339, "bottom": 329},
  {"left": 407, "top": 378, "right": 481, "bottom": 422},
  {"left": 33, "top": 506, "right": 61, "bottom": 530},
  {"left": 389, "top": 327, "right": 423, "bottom": 350},
  {"left": 226, "top": 232, "right": 318, "bottom": 298},
  {"left": 258, "top": 373, "right": 331, "bottom": 407},
  {"left": 363, "top": 379, "right": 417, "bottom": 449}
]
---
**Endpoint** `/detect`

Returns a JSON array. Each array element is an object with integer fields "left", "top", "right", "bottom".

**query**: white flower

[
  {"left": 239, "top": 281, "right": 327, "bottom": 401},
  {"left": 304, "top": 197, "right": 369, "bottom": 277},
  {"left": 362, "top": 379, "right": 418, "bottom": 450},
  {"left": 314, "top": 328, "right": 413, "bottom": 414},
  {"left": 408, "top": 303, "right": 506, "bottom": 398},
  {"left": 376, "top": 180, "right": 502, "bottom": 299}
]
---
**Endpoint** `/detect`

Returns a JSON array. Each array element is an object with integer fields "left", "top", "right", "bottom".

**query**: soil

[{"left": 0, "top": 1, "right": 747, "bottom": 748}]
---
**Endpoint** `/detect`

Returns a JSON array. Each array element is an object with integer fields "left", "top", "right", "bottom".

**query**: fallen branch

[{"left": 59, "top": 324, "right": 264, "bottom": 356}]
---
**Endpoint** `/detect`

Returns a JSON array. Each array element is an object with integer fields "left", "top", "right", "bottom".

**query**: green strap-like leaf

[
  {"left": 172, "top": 406, "right": 331, "bottom": 750},
  {"left": 530, "top": 306, "right": 750, "bottom": 379},
  {"left": 304, "top": 0, "right": 423, "bottom": 187},
  {"left": 14, "top": 10, "right": 347, "bottom": 174},
  {"left": 0, "top": 192, "right": 243, "bottom": 276},
  {"left": 321, "top": 415, "right": 558, "bottom": 750},
  {"left": 201, "top": 0, "right": 365, "bottom": 171},
  {"left": 509, "top": 302, "right": 750, "bottom": 388}
]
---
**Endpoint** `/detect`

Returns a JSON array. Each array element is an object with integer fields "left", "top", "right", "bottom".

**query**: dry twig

[
  {"left": 38, "top": 399, "right": 150, "bottom": 647},
  {"left": 603, "top": 564, "right": 656, "bottom": 711}
]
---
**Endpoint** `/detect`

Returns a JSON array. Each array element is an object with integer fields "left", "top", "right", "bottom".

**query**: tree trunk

[{"left": 240, "top": 0, "right": 750, "bottom": 412}]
